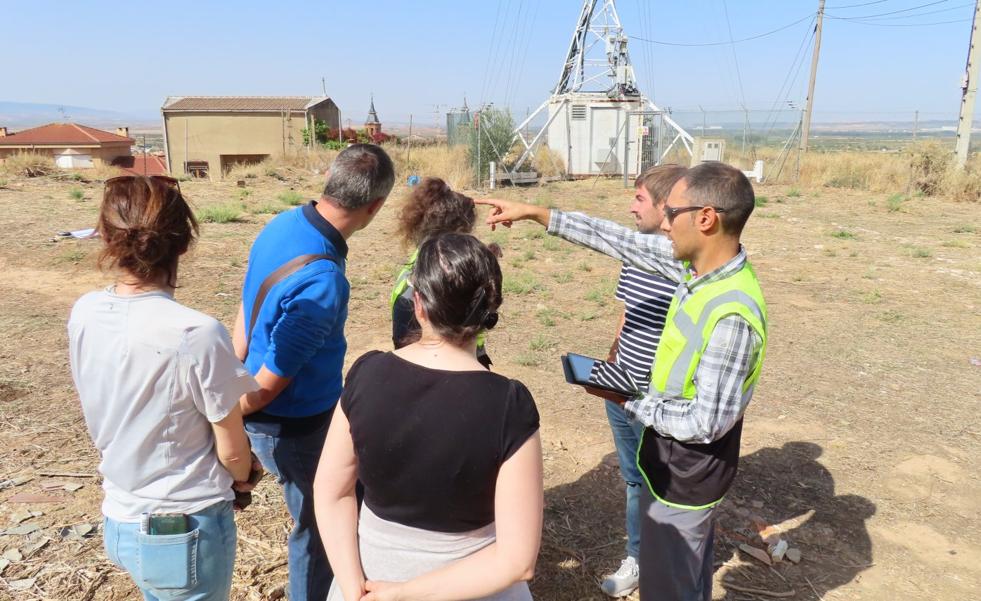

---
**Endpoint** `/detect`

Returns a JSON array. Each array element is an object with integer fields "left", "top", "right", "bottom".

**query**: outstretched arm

[
  {"left": 475, "top": 198, "right": 686, "bottom": 282},
  {"left": 475, "top": 198, "right": 550, "bottom": 230}
]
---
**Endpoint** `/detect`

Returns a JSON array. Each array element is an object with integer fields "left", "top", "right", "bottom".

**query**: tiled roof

[
  {"left": 111, "top": 154, "right": 169, "bottom": 176},
  {"left": 0, "top": 123, "right": 134, "bottom": 146},
  {"left": 162, "top": 96, "right": 332, "bottom": 112}
]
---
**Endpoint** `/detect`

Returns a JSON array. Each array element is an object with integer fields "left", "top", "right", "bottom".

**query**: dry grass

[
  {"left": 531, "top": 145, "right": 566, "bottom": 178},
  {"left": 0, "top": 152, "right": 58, "bottom": 177}
]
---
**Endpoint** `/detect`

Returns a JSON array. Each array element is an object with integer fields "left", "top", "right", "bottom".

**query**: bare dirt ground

[{"left": 0, "top": 169, "right": 979, "bottom": 601}]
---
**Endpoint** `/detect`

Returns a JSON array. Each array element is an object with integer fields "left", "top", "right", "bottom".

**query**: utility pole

[
  {"left": 800, "top": 0, "right": 825, "bottom": 153},
  {"left": 955, "top": 1, "right": 981, "bottom": 167},
  {"left": 406, "top": 114, "right": 413, "bottom": 167}
]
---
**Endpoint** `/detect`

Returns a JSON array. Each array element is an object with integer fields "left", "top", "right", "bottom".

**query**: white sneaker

[{"left": 600, "top": 556, "right": 639, "bottom": 597}]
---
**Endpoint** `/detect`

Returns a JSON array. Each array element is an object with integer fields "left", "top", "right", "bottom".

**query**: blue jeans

[
  {"left": 247, "top": 418, "right": 332, "bottom": 601},
  {"left": 605, "top": 400, "right": 645, "bottom": 560},
  {"left": 103, "top": 501, "right": 236, "bottom": 601}
]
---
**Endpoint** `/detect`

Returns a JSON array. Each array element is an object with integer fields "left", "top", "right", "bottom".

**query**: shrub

[
  {"left": 502, "top": 272, "right": 541, "bottom": 295},
  {"left": 787, "top": 187, "right": 801, "bottom": 197},
  {"left": 830, "top": 229, "right": 856, "bottom": 240},
  {"left": 1, "top": 152, "right": 57, "bottom": 177},
  {"left": 755, "top": 195, "right": 768, "bottom": 207},
  {"left": 69, "top": 187, "right": 85, "bottom": 200},
  {"left": 886, "top": 193, "right": 907, "bottom": 212},
  {"left": 468, "top": 108, "right": 516, "bottom": 185},
  {"left": 278, "top": 190, "right": 306, "bottom": 206},
  {"left": 197, "top": 204, "right": 243, "bottom": 224}
]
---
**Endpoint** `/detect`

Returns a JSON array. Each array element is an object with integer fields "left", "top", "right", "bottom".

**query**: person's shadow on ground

[{"left": 534, "top": 441, "right": 875, "bottom": 600}]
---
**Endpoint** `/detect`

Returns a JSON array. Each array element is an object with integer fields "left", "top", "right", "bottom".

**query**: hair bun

[{"left": 126, "top": 227, "right": 170, "bottom": 266}]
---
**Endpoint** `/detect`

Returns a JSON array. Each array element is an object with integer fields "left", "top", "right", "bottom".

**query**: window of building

[{"left": 184, "top": 161, "right": 209, "bottom": 178}]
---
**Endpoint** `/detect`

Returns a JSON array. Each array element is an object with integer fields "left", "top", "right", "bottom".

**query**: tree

[{"left": 468, "top": 108, "right": 515, "bottom": 185}]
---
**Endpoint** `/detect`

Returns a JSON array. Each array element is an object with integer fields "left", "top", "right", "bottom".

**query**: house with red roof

[
  {"left": 110, "top": 153, "right": 169, "bottom": 177},
  {"left": 0, "top": 123, "right": 134, "bottom": 169}
]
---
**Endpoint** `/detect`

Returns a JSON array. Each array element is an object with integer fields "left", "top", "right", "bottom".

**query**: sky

[{"left": 1, "top": 0, "right": 974, "bottom": 126}]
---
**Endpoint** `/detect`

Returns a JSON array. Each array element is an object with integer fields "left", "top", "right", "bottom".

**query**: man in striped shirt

[
  {"left": 587, "top": 166, "right": 685, "bottom": 597},
  {"left": 484, "top": 165, "right": 686, "bottom": 597}
]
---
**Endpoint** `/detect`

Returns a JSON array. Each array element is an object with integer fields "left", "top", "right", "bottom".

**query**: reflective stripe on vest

[
  {"left": 638, "top": 262, "right": 767, "bottom": 510},
  {"left": 389, "top": 249, "right": 419, "bottom": 310}
]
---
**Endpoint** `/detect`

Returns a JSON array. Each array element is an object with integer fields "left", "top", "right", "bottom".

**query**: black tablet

[{"left": 561, "top": 353, "right": 639, "bottom": 397}]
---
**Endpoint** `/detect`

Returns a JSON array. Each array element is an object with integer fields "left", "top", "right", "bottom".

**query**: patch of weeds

[
  {"left": 537, "top": 309, "right": 557, "bottom": 327},
  {"left": 197, "top": 204, "right": 243, "bottom": 224},
  {"left": 58, "top": 249, "right": 87, "bottom": 264},
  {"left": 909, "top": 247, "right": 932, "bottom": 259},
  {"left": 553, "top": 271, "right": 573, "bottom": 284},
  {"left": 952, "top": 225, "right": 975, "bottom": 234},
  {"left": 942, "top": 239, "right": 968, "bottom": 248},
  {"left": 862, "top": 290, "right": 882, "bottom": 304},
  {"left": 0, "top": 178, "right": 7, "bottom": 188},
  {"left": 238, "top": 188, "right": 252, "bottom": 200},
  {"left": 862, "top": 267, "right": 877, "bottom": 280},
  {"left": 542, "top": 237, "right": 562, "bottom": 252},
  {"left": 522, "top": 249, "right": 536, "bottom": 261},
  {"left": 791, "top": 274, "right": 804, "bottom": 282},
  {"left": 69, "top": 187, "right": 85, "bottom": 200},
  {"left": 755, "top": 195, "right": 768, "bottom": 207},
  {"left": 579, "top": 311, "right": 599, "bottom": 322},
  {"left": 585, "top": 287, "right": 608, "bottom": 306},
  {"left": 524, "top": 229, "right": 545, "bottom": 240},
  {"left": 787, "top": 187, "right": 801, "bottom": 198},
  {"left": 277, "top": 190, "right": 306, "bottom": 206},
  {"left": 877, "top": 310, "right": 903, "bottom": 323},
  {"left": 830, "top": 229, "right": 856, "bottom": 240},
  {"left": 514, "top": 352, "right": 541, "bottom": 367},
  {"left": 502, "top": 272, "right": 541, "bottom": 295},
  {"left": 577, "top": 261, "right": 593, "bottom": 272},
  {"left": 529, "top": 334, "right": 555, "bottom": 352},
  {"left": 254, "top": 202, "right": 285, "bottom": 215},
  {"left": 758, "top": 213, "right": 780, "bottom": 219},
  {"left": 886, "top": 193, "right": 907, "bottom": 213}
]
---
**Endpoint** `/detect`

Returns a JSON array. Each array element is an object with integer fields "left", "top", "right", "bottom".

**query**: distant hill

[{"left": 0, "top": 101, "right": 159, "bottom": 131}]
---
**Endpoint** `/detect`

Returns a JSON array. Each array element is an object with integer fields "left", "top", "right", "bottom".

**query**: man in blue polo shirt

[{"left": 232, "top": 144, "right": 394, "bottom": 600}]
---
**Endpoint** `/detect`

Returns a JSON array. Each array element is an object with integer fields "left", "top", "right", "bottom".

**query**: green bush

[
  {"left": 197, "top": 204, "right": 243, "bottom": 224},
  {"left": 468, "top": 108, "right": 515, "bottom": 185},
  {"left": 278, "top": 190, "right": 306, "bottom": 206},
  {"left": 69, "top": 187, "right": 84, "bottom": 200}
]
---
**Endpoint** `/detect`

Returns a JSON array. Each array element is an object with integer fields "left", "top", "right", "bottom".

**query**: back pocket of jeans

[{"left": 136, "top": 529, "right": 199, "bottom": 590}]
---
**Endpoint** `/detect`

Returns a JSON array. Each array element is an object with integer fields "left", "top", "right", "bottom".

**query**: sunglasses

[
  {"left": 663, "top": 204, "right": 726, "bottom": 224},
  {"left": 105, "top": 175, "right": 181, "bottom": 192}
]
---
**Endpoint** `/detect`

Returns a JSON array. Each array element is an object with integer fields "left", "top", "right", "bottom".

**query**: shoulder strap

[{"left": 246, "top": 253, "right": 338, "bottom": 354}]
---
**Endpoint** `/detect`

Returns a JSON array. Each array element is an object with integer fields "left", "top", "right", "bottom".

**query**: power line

[
  {"left": 832, "top": 16, "right": 971, "bottom": 25},
  {"left": 721, "top": 0, "right": 749, "bottom": 111},
  {"left": 849, "top": 1, "right": 973, "bottom": 20},
  {"left": 825, "top": 0, "right": 891, "bottom": 8},
  {"left": 629, "top": 13, "right": 813, "bottom": 46},
  {"left": 827, "top": 0, "right": 949, "bottom": 19}
]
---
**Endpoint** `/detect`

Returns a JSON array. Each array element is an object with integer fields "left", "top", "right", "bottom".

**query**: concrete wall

[{"left": 164, "top": 102, "right": 340, "bottom": 179}]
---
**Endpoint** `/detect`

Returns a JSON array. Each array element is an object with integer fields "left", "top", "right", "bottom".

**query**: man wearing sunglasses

[{"left": 477, "top": 161, "right": 767, "bottom": 601}]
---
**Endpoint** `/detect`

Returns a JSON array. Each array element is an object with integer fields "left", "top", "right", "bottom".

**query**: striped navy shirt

[{"left": 613, "top": 264, "right": 676, "bottom": 391}]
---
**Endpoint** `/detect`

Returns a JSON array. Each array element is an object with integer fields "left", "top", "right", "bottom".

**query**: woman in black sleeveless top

[{"left": 314, "top": 233, "right": 543, "bottom": 601}]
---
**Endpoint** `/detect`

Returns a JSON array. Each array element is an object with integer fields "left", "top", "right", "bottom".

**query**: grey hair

[{"left": 323, "top": 144, "right": 395, "bottom": 209}]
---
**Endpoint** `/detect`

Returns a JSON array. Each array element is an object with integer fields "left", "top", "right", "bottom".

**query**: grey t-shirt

[{"left": 68, "top": 288, "right": 258, "bottom": 521}]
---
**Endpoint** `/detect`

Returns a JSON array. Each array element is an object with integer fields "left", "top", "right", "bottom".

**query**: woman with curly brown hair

[
  {"left": 390, "top": 177, "right": 497, "bottom": 367},
  {"left": 68, "top": 176, "right": 259, "bottom": 600}
]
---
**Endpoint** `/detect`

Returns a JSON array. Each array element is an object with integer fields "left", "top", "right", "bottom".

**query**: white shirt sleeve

[{"left": 184, "top": 319, "right": 259, "bottom": 422}]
